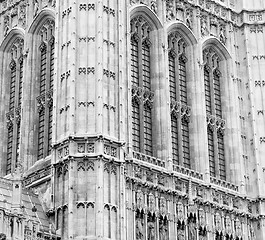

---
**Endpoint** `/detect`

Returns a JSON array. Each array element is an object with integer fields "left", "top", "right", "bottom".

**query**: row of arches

[
  {"left": 0, "top": 9, "right": 55, "bottom": 175},
  {"left": 129, "top": 5, "right": 233, "bottom": 181}
]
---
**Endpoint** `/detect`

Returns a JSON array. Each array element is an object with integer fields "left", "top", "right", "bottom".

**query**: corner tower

[{"left": 52, "top": 0, "right": 127, "bottom": 239}]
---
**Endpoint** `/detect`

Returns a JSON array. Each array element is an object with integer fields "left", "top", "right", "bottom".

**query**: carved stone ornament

[
  {"left": 249, "top": 223, "right": 256, "bottom": 240},
  {"left": 201, "top": 15, "right": 208, "bottom": 37},
  {"left": 186, "top": 8, "right": 193, "bottom": 30},
  {"left": 150, "top": 1, "right": 157, "bottom": 14},
  {"left": 235, "top": 218, "right": 242, "bottom": 237},
  {"left": 134, "top": 166, "right": 143, "bottom": 179},
  {"left": 198, "top": 208, "right": 206, "bottom": 226},
  {"left": 4, "top": 15, "right": 10, "bottom": 36},
  {"left": 136, "top": 190, "right": 144, "bottom": 209},
  {"left": 159, "top": 197, "right": 167, "bottom": 215},
  {"left": 176, "top": 202, "right": 184, "bottom": 220},
  {"left": 6, "top": 111, "right": 14, "bottom": 129},
  {"left": 215, "top": 213, "right": 222, "bottom": 232},
  {"left": 225, "top": 215, "right": 232, "bottom": 234},
  {"left": 147, "top": 221, "right": 155, "bottom": 240},
  {"left": 166, "top": 0, "right": 174, "bottom": 21},
  {"left": 219, "top": 25, "right": 227, "bottom": 45},
  {"left": 159, "top": 218, "right": 168, "bottom": 240},
  {"left": 136, "top": 213, "right": 144, "bottom": 240},
  {"left": 148, "top": 193, "right": 156, "bottom": 212},
  {"left": 177, "top": 230, "right": 185, "bottom": 240},
  {"left": 188, "top": 219, "right": 196, "bottom": 240},
  {"left": 0, "top": 233, "right": 6, "bottom": 240}
]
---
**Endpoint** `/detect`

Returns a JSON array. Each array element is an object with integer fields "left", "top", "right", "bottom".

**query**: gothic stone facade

[{"left": 0, "top": 0, "right": 265, "bottom": 239}]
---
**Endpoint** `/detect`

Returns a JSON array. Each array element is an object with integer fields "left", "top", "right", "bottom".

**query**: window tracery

[
  {"left": 5, "top": 37, "right": 24, "bottom": 174},
  {"left": 131, "top": 16, "right": 155, "bottom": 156},
  {"left": 203, "top": 47, "right": 226, "bottom": 180},
  {"left": 168, "top": 32, "right": 191, "bottom": 169},
  {"left": 36, "top": 19, "right": 55, "bottom": 160}
]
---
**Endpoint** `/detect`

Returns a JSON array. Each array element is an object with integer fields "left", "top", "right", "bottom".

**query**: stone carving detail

[
  {"left": 225, "top": 215, "right": 232, "bottom": 234},
  {"left": 79, "top": 3, "right": 95, "bottom": 11},
  {"left": 104, "top": 144, "right": 117, "bottom": 157},
  {"left": 177, "top": 219, "right": 185, "bottom": 240},
  {"left": 78, "top": 67, "right": 95, "bottom": 75},
  {"left": 3, "top": 15, "right": 10, "bottom": 36},
  {"left": 186, "top": 8, "right": 193, "bottom": 29},
  {"left": 136, "top": 210, "right": 144, "bottom": 240},
  {"left": 6, "top": 111, "right": 14, "bottom": 129},
  {"left": 58, "top": 145, "right": 69, "bottom": 159},
  {"left": 134, "top": 166, "right": 143, "bottom": 179},
  {"left": 214, "top": 212, "right": 222, "bottom": 232},
  {"left": 77, "top": 159, "right": 94, "bottom": 171},
  {"left": 136, "top": 190, "right": 144, "bottom": 209},
  {"left": 146, "top": 171, "right": 153, "bottom": 182},
  {"left": 159, "top": 197, "right": 167, "bottom": 215},
  {"left": 166, "top": 0, "right": 174, "bottom": 21},
  {"left": 249, "top": 223, "right": 256, "bottom": 240},
  {"left": 171, "top": 101, "right": 191, "bottom": 123},
  {"left": 103, "top": 6, "right": 115, "bottom": 16},
  {"left": 148, "top": 193, "right": 156, "bottom": 212},
  {"left": 235, "top": 218, "right": 242, "bottom": 237},
  {"left": 34, "top": 0, "right": 39, "bottom": 16},
  {"left": 36, "top": 90, "right": 54, "bottom": 113},
  {"left": 176, "top": 202, "right": 184, "bottom": 221},
  {"left": 201, "top": 15, "right": 208, "bottom": 37},
  {"left": 147, "top": 214, "right": 155, "bottom": 240},
  {"left": 77, "top": 142, "right": 95, "bottom": 153},
  {"left": 188, "top": 213, "right": 196, "bottom": 240},
  {"left": 250, "top": 25, "right": 263, "bottom": 33},
  {"left": 219, "top": 24, "right": 227, "bottom": 45},
  {"left": 198, "top": 208, "right": 206, "bottom": 226},
  {"left": 129, "top": 0, "right": 158, "bottom": 14},
  {"left": 0, "top": 233, "right": 6, "bottom": 240},
  {"left": 159, "top": 217, "right": 168, "bottom": 240},
  {"left": 132, "top": 86, "right": 155, "bottom": 109}
]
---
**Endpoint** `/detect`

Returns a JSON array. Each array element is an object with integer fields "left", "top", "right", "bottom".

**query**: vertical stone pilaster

[
  {"left": 68, "top": 158, "right": 74, "bottom": 239},
  {"left": 95, "top": 0, "right": 104, "bottom": 135}
]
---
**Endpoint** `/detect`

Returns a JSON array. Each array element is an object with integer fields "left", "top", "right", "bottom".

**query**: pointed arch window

[
  {"left": 130, "top": 16, "right": 154, "bottom": 156},
  {"left": 5, "top": 38, "right": 24, "bottom": 174},
  {"left": 203, "top": 48, "right": 226, "bottom": 180},
  {"left": 36, "top": 19, "right": 55, "bottom": 160},
  {"left": 168, "top": 33, "right": 191, "bottom": 169}
]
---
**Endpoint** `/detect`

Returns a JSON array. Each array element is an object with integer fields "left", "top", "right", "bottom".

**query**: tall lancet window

[
  {"left": 36, "top": 19, "right": 55, "bottom": 160},
  {"left": 168, "top": 33, "right": 191, "bottom": 169},
  {"left": 130, "top": 16, "right": 155, "bottom": 156},
  {"left": 5, "top": 38, "right": 24, "bottom": 174},
  {"left": 203, "top": 48, "right": 226, "bottom": 180}
]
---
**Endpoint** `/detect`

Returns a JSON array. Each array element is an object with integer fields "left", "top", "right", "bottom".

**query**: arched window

[
  {"left": 131, "top": 16, "right": 154, "bottom": 156},
  {"left": 203, "top": 47, "right": 226, "bottom": 180},
  {"left": 5, "top": 37, "right": 24, "bottom": 174},
  {"left": 168, "top": 32, "right": 191, "bottom": 169},
  {"left": 36, "top": 19, "right": 55, "bottom": 160}
]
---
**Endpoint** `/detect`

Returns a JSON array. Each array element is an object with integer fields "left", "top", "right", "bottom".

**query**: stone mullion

[
  {"left": 209, "top": 67, "right": 219, "bottom": 178},
  {"left": 131, "top": 188, "right": 136, "bottom": 240},
  {"left": 68, "top": 159, "right": 75, "bottom": 239},
  {"left": 52, "top": 0, "right": 60, "bottom": 147},
  {"left": 43, "top": 41, "right": 51, "bottom": 158},
  {"left": 172, "top": 200, "right": 177, "bottom": 239},
  {"left": 175, "top": 55, "right": 184, "bottom": 167},
  {"left": 0, "top": 52, "right": 6, "bottom": 175},
  {"left": 138, "top": 38, "right": 145, "bottom": 154},
  {"left": 144, "top": 210, "right": 148, "bottom": 240},
  {"left": 117, "top": 0, "right": 127, "bottom": 151},
  {"left": 11, "top": 59, "right": 20, "bottom": 171}
]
